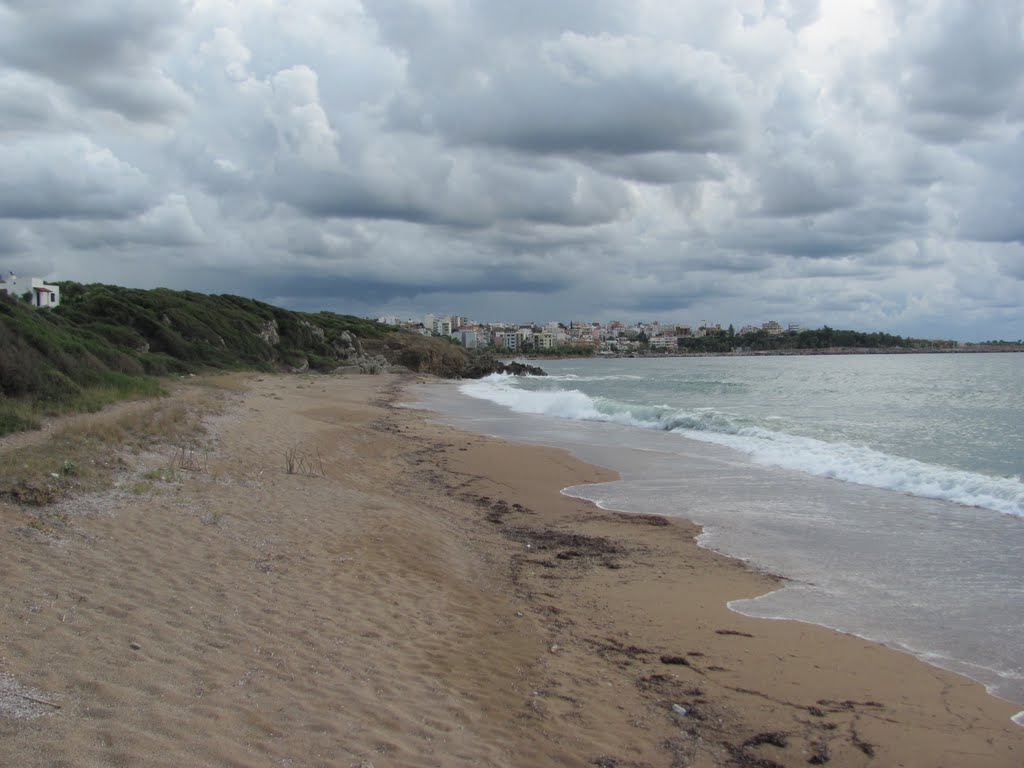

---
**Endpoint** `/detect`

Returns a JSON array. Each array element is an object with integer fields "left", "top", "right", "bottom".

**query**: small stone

[{"left": 129, "top": 642, "right": 141, "bottom": 651}]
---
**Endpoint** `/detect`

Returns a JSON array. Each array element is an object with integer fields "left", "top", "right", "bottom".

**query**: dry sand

[{"left": 1, "top": 373, "right": 1021, "bottom": 767}]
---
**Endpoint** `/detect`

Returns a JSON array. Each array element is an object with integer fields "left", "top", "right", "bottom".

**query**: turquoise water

[{"left": 413, "top": 353, "right": 1024, "bottom": 717}]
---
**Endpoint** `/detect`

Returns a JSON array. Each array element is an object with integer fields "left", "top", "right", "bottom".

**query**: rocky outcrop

[
  {"left": 497, "top": 360, "right": 546, "bottom": 376},
  {"left": 462, "top": 353, "right": 546, "bottom": 378},
  {"left": 332, "top": 352, "right": 391, "bottom": 375},
  {"left": 258, "top": 319, "right": 280, "bottom": 346},
  {"left": 301, "top": 319, "right": 326, "bottom": 340},
  {"left": 331, "top": 330, "right": 363, "bottom": 359}
]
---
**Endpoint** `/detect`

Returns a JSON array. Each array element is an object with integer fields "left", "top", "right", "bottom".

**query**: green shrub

[{"left": 1, "top": 281, "right": 403, "bottom": 435}]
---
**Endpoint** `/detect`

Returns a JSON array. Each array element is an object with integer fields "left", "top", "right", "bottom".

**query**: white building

[
  {"left": 0, "top": 274, "right": 61, "bottom": 308},
  {"left": 31, "top": 279, "right": 60, "bottom": 308}
]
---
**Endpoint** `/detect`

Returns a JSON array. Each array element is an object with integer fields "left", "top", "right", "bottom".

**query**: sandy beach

[{"left": 1, "top": 373, "right": 1021, "bottom": 767}]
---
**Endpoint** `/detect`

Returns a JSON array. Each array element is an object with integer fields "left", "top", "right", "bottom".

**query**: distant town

[
  {"left": 377, "top": 313, "right": 802, "bottom": 353},
  {"left": 375, "top": 313, "right": 1021, "bottom": 354},
  {"left": 1, "top": 272, "right": 1018, "bottom": 353}
]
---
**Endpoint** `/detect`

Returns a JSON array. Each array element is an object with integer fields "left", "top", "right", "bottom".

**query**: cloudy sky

[{"left": 1, "top": 0, "right": 1022, "bottom": 340}]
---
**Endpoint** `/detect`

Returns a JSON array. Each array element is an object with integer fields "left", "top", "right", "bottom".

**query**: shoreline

[
  {"left": 522, "top": 346, "right": 1024, "bottom": 361},
  {"left": 1, "top": 373, "right": 1022, "bottom": 767},
  {"left": 410, "top": 375, "right": 1024, "bottom": 766}
]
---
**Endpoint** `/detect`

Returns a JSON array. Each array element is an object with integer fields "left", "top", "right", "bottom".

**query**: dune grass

[
  {"left": 0, "top": 284, "right": 396, "bottom": 437},
  {"left": 0, "top": 382, "right": 227, "bottom": 507}
]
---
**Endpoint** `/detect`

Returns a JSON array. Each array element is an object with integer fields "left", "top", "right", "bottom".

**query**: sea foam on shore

[{"left": 417, "top": 364, "right": 1024, "bottom": 714}]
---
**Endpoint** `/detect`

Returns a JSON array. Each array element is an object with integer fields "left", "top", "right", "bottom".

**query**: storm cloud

[{"left": 0, "top": 0, "right": 1021, "bottom": 341}]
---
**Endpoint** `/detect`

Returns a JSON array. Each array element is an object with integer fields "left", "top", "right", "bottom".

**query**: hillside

[{"left": 0, "top": 283, "right": 491, "bottom": 435}]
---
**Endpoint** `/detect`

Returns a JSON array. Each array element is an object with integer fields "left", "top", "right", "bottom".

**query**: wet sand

[{"left": 1, "top": 373, "right": 1021, "bottom": 767}]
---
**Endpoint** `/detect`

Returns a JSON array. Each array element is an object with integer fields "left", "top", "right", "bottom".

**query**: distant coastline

[{"left": 525, "top": 344, "right": 1024, "bottom": 360}]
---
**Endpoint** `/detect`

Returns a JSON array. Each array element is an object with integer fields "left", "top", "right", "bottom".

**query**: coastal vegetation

[
  {"left": 0, "top": 283, "right": 502, "bottom": 437},
  {"left": 2, "top": 281, "right": 1013, "bottom": 437},
  {"left": 669, "top": 326, "right": 952, "bottom": 354},
  {"left": 528, "top": 344, "right": 597, "bottom": 358}
]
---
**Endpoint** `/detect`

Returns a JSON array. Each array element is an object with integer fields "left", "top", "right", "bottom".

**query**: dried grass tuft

[{"left": 284, "top": 445, "right": 325, "bottom": 477}]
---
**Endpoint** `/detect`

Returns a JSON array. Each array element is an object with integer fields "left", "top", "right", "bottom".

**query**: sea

[{"left": 410, "top": 353, "right": 1024, "bottom": 722}]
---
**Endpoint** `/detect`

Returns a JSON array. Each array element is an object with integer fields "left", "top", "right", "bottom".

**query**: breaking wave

[{"left": 460, "top": 374, "right": 1024, "bottom": 518}]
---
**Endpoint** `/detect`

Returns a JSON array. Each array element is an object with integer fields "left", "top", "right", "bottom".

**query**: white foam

[{"left": 460, "top": 374, "right": 1024, "bottom": 517}]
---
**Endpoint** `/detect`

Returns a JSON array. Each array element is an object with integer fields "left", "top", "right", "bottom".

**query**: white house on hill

[
  {"left": 0, "top": 273, "right": 61, "bottom": 308},
  {"left": 30, "top": 278, "right": 60, "bottom": 308}
]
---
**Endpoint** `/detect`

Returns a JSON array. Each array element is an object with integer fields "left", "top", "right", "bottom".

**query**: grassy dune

[{"left": 0, "top": 283, "right": 477, "bottom": 437}]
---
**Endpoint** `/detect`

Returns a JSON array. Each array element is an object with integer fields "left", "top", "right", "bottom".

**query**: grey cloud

[
  {"left": 681, "top": 251, "right": 775, "bottom": 273},
  {"left": 0, "top": 71, "right": 61, "bottom": 132},
  {"left": 0, "top": 136, "right": 153, "bottom": 220},
  {"left": 364, "top": 0, "right": 625, "bottom": 86},
  {"left": 58, "top": 195, "right": 206, "bottom": 250},
  {"left": 996, "top": 254, "right": 1024, "bottom": 280},
  {"left": 896, "top": 2, "right": 1024, "bottom": 142},
  {"left": 0, "top": 0, "right": 1019, "bottom": 341},
  {"left": 588, "top": 152, "right": 726, "bottom": 185},
  {"left": 0, "top": 223, "right": 30, "bottom": 255},
  {"left": 80, "top": 72, "right": 190, "bottom": 123},
  {"left": 756, "top": 161, "right": 863, "bottom": 218},
  {"left": 777, "top": 259, "right": 881, "bottom": 280},
  {"left": 429, "top": 38, "right": 750, "bottom": 156},
  {"left": 0, "top": 0, "right": 189, "bottom": 122},
  {"left": 609, "top": 279, "right": 741, "bottom": 314},
  {"left": 960, "top": 201, "right": 1024, "bottom": 245},
  {"left": 723, "top": 221, "right": 884, "bottom": 260},
  {"left": 369, "top": 1, "right": 753, "bottom": 157},
  {"left": 285, "top": 266, "right": 568, "bottom": 302},
  {"left": 273, "top": 150, "right": 632, "bottom": 229},
  {"left": 724, "top": 192, "right": 930, "bottom": 260},
  {"left": 956, "top": 138, "right": 1024, "bottom": 244},
  {"left": 202, "top": 260, "right": 573, "bottom": 309},
  {"left": 752, "top": 129, "right": 868, "bottom": 218}
]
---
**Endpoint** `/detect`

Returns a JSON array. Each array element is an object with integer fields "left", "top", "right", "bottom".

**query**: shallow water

[{"left": 410, "top": 356, "right": 1024, "bottom": 717}]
